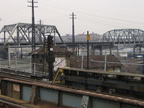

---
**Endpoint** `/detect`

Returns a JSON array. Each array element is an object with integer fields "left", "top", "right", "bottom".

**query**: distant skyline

[{"left": 1, "top": 0, "right": 144, "bottom": 35}]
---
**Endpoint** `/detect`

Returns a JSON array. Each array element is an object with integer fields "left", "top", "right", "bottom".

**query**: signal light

[{"left": 47, "top": 35, "right": 54, "bottom": 51}]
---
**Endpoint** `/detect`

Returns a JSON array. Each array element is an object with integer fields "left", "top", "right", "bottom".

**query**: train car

[{"left": 127, "top": 52, "right": 144, "bottom": 59}]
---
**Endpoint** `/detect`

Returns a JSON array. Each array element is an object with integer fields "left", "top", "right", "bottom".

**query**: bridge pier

[
  {"left": 4, "top": 31, "right": 6, "bottom": 43},
  {"left": 77, "top": 45, "right": 80, "bottom": 56},
  {"left": 20, "top": 47, "right": 23, "bottom": 59},
  {"left": 99, "top": 46, "right": 103, "bottom": 55},
  {"left": 109, "top": 46, "right": 112, "bottom": 55},
  {"left": 133, "top": 47, "right": 136, "bottom": 56},
  {"left": 8, "top": 46, "right": 11, "bottom": 67},
  {"left": 91, "top": 45, "right": 95, "bottom": 55},
  {"left": 139, "top": 46, "right": 142, "bottom": 53},
  {"left": 133, "top": 45, "right": 142, "bottom": 57},
  {"left": 116, "top": 46, "right": 119, "bottom": 57},
  {"left": 29, "top": 85, "right": 40, "bottom": 104},
  {"left": 0, "top": 46, "right": 8, "bottom": 60}
]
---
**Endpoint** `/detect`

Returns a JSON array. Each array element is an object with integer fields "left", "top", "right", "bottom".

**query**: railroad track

[
  {"left": 53, "top": 67, "right": 144, "bottom": 100},
  {"left": 0, "top": 68, "right": 45, "bottom": 79},
  {"left": 1, "top": 67, "right": 144, "bottom": 101},
  {"left": 0, "top": 99, "right": 27, "bottom": 108},
  {"left": 0, "top": 68, "right": 53, "bottom": 85}
]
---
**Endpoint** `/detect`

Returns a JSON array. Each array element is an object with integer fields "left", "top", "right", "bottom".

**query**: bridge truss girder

[
  {"left": 100, "top": 29, "right": 144, "bottom": 44},
  {"left": 0, "top": 23, "right": 63, "bottom": 45}
]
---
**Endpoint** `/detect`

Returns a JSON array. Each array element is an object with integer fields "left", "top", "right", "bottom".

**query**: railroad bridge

[
  {"left": 0, "top": 24, "right": 144, "bottom": 45},
  {"left": 0, "top": 24, "right": 144, "bottom": 107},
  {"left": 1, "top": 24, "right": 144, "bottom": 57},
  {"left": 100, "top": 29, "right": 144, "bottom": 44},
  {"left": 0, "top": 67, "right": 143, "bottom": 108}
]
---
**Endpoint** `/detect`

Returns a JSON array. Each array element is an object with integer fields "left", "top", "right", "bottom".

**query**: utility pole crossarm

[{"left": 27, "top": 0, "right": 38, "bottom": 7}]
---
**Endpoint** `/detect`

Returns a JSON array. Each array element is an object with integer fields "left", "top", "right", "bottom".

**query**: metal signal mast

[{"left": 47, "top": 35, "right": 55, "bottom": 81}]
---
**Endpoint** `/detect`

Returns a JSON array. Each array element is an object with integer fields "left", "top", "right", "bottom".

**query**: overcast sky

[{"left": 1, "top": 0, "right": 144, "bottom": 35}]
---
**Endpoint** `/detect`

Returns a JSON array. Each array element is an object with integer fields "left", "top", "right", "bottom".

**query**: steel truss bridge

[
  {"left": 100, "top": 29, "right": 144, "bottom": 44},
  {"left": 0, "top": 24, "right": 144, "bottom": 51},
  {"left": 0, "top": 23, "right": 64, "bottom": 46},
  {"left": 0, "top": 24, "right": 144, "bottom": 45}
]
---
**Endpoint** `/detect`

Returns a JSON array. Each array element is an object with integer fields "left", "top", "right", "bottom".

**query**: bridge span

[
  {"left": 1, "top": 23, "right": 144, "bottom": 57},
  {"left": 0, "top": 67, "right": 144, "bottom": 108},
  {"left": 100, "top": 29, "right": 144, "bottom": 44},
  {"left": 0, "top": 24, "right": 144, "bottom": 46}
]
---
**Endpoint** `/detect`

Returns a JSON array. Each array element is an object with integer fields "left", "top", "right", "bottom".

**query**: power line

[
  {"left": 76, "top": 11, "right": 144, "bottom": 25},
  {"left": 37, "top": 1, "right": 144, "bottom": 26}
]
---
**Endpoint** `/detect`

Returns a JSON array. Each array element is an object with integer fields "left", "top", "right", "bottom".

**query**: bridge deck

[{"left": 62, "top": 67, "right": 144, "bottom": 78}]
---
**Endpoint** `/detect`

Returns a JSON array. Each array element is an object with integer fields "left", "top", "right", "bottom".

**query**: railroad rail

[
  {"left": 0, "top": 67, "right": 144, "bottom": 107},
  {"left": 0, "top": 98, "right": 27, "bottom": 108},
  {"left": 53, "top": 67, "right": 144, "bottom": 99},
  {"left": 0, "top": 68, "right": 44, "bottom": 78}
]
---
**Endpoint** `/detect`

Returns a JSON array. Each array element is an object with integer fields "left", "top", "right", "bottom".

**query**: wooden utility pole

[
  {"left": 70, "top": 12, "right": 76, "bottom": 53},
  {"left": 28, "top": 0, "right": 38, "bottom": 75},
  {"left": 28, "top": 0, "right": 38, "bottom": 51}
]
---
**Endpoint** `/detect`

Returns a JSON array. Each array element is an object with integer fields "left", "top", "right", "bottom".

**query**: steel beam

[{"left": 2, "top": 78, "right": 144, "bottom": 107}]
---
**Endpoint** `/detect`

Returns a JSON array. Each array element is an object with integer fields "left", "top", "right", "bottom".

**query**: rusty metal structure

[
  {"left": 0, "top": 68, "right": 144, "bottom": 108},
  {"left": 53, "top": 67, "right": 144, "bottom": 100},
  {"left": 100, "top": 29, "right": 144, "bottom": 44},
  {"left": 0, "top": 67, "right": 144, "bottom": 107}
]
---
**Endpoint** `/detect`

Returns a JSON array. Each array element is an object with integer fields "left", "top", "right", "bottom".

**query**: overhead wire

[
  {"left": 1, "top": 0, "right": 144, "bottom": 36},
  {"left": 39, "top": 0, "right": 144, "bottom": 26}
]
